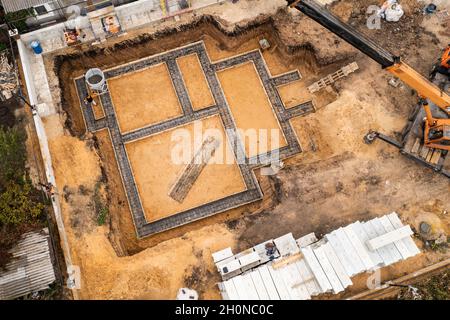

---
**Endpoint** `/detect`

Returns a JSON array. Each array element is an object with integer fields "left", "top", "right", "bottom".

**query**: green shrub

[
  {"left": 0, "top": 126, "right": 27, "bottom": 188},
  {"left": 97, "top": 207, "right": 108, "bottom": 226},
  {"left": 5, "top": 9, "right": 34, "bottom": 33},
  {"left": 0, "top": 181, "right": 44, "bottom": 226}
]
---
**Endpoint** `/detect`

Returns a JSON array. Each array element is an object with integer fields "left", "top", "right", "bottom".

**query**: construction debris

[
  {"left": 0, "top": 52, "right": 17, "bottom": 101},
  {"left": 176, "top": 288, "right": 199, "bottom": 300},
  {"left": 307, "top": 62, "right": 359, "bottom": 93}
]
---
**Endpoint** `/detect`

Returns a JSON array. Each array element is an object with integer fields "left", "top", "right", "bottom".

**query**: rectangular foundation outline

[{"left": 74, "top": 41, "right": 315, "bottom": 238}]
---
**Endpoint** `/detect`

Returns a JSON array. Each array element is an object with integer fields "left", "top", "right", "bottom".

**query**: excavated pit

[{"left": 45, "top": 9, "right": 356, "bottom": 255}]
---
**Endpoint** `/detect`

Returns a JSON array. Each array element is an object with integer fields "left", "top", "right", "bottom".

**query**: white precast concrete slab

[
  {"left": 350, "top": 222, "right": 383, "bottom": 267},
  {"left": 343, "top": 225, "right": 375, "bottom": 270},
  {"left": 313, "top": 246, "right": 344, "bottom": 294},
  {"left": 239, "top": 251, "right": 260, "bottom": 269},
  {"left": 222, "top": 279, "right": 240, "bottom": 300},
  {"left": 301, "top": 246, "right": 332, "bottom": 293},
  {"left": 249, "top": 270, "right": 270, "bottom": 300},
  {"left": 368, "top": 218, "right": 403, "bottom": 264},
  {"left": 320, "top": 242, "right": 353, "bottom": 289},
  {"left": 368, "top": 220, "right": 413, "bottom": 252},
  {"left": 386, "top": 213, "right": 420, "bottom": 256},
  {"left": 276, "top": 264, "right": 309, "bottom": 300},
  {"left": 284, "top": 263, "right": 311, "bottom": 300},
  {"left": 325, "top": 232, "right": 355, "bottom": 276},
  {"left": 378, "top": 216, "right": 413, "bottom": 259},
  {"left": 334, "top": 228, "right": 365, "bottom": 274},
  {"left": 253, "top": 240, "right": 279, "bottom": 263},
  {"left": 212, "top": 247, "right": 233, "bottom": 263},
  {"left": 258, "top": 266, "right": 280, "bottom": 300},
  {"left": 232, "top": 276, "right": 253, "bottom": 300},
  {"left": 274, "top": 233, "right": 300, "bottom": 257},
  {"left": 294, "top": 259, "right": 321, "bottom": 296},
  {"left": 361, "top": 220, "right": 394, "bottom": 266},
  {"left": 296, "top": 233, "right": 318, "bottom": 248},
  {"left": 267, "top": 265, "right": 292, "bottom": 300},
  {"left": 240, "top": 273, "right": 260, "bottom": 299},
  {"left": 219, "top": 259, "right": 241, "bottom": 276}
]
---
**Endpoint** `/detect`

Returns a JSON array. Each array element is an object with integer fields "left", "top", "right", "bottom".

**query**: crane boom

[{"left": 287, "top": 0, "right": 450, "bottom": 114}]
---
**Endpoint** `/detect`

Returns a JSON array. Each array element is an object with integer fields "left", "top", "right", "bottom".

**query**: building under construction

[{"left": 3, "top": 0, "right": 449, "bottom": 300}]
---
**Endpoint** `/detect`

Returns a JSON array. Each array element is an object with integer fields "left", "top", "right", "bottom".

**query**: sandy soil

[
  {"left": 217, "top": 62, "right": 288, "bottom": 157},
  {"left": 91, "top": 94, "right": 105, "bottom": 120},
  {"left": 108, "top": 63, "right": 183, "bottom": 133},
  {"left": 277, "top": 79, "right": 313, "bottom": 108},
  {"left": 177, "top": 53, "right": 215, "bottom": 110},
  {"left": 125, "top": 115, "right": 246, "bottom": 222},
  {"left": 39, "top": 0, "right": 450, "bottom": 300}
]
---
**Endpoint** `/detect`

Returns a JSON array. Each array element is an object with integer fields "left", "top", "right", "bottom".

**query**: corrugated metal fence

[
  {"left": 0, "top": 228, "right": 56, "bottom": 300},
  {"left": 0, "top": 0, "right": 51, "bottom": 13}
]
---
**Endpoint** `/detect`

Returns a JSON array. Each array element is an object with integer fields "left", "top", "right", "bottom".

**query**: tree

[
  {"left": 0, "top": 181, "right": 44, "bottom": 226},
  {"left": 0, "top": 126, "right": 26, "bottom": 188}
]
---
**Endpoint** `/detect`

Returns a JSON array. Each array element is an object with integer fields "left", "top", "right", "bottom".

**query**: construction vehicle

[
  {"left": 430, "top": 44, "right": 450, "bottom": 80},
  {"left": 287, "top": 0, "right": 450, "bottom": 178}
]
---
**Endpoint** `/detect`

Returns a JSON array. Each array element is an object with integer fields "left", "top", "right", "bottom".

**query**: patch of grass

[
  {"left": 397, "top": 270, "right": 450, "bottom": 300},
  {"left": 93, "top": 181, "right": 108, "bottom": 226},
  {"left": 0, "top": 125, "right": 46, "bottom": 268},
  {"left": 97, "top": 207, "right": 108, "bottom": 226}
]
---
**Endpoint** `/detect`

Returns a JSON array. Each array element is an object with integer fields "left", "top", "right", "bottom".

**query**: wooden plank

[
  {"left": 301, "top": 246, "right": 332, "bottom": 293},
  {"left": 333, "top": 228, "right": 365, "bottom": 274},
  {"left": 410, "top": 138, "right": 421, "bottom": 154},
  {"left": 378, "top": 216, "right": 414, "bottom": 260},
  {"left": 343, "top": 225, "right": 376, "bottom": 270},
  {"left": 386, "top": 213, "right": 420, "bottom": 256},
  {"left": 258, "top": 266, "right": 280, "bottom": 300},
  {"left": 351, "top": 222, "right": 383, "bottom": 266},
  {"left": 426, "top": 149, "right": 434, "bottom": 163},
  {"left": 321, "top": 242, "right": 353, "bottom": 289},
  {"left": 313, "top": 246, "right": 344, "bottom": 294},
  {"left": 250, "top": 270, "right": 270, "bottom": 300},
  {"left": 325, "top": 232, "right": 355, "bottom": 276},
  {"left": 419, "top": 145, "right": 430, "bottom": 159},
  {"left": 430, "top": 149, "right": 442, "bottom": 165}
]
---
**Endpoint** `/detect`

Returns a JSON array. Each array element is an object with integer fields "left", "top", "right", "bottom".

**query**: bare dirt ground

[
  {"left": 177, "top": 53, "right": 216, "bottom": 110},
  {"left": 38, "top": 0, "right": 450, "bottom": 299},
  {"left": 108, "top": 63, "right": 183, "bottom": 133},
  {"left": 217, "top": 61, "right": 288, "bottom": 157}
]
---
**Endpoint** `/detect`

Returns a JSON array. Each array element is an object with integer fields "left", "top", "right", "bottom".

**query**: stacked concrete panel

[{"left": 215, "top": 212, "right": 421, "bottom": 300}]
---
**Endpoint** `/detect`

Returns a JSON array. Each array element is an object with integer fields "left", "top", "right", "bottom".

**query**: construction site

[{"left": 0, "top": 0, "right": 449, "bottom": 301}]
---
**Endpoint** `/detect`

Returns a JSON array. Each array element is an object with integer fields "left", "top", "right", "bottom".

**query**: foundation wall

[{"left": 17, "top": 39, "right": 78, "bottom": 299}]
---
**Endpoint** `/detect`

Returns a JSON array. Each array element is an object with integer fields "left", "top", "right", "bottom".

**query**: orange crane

[{"left": 287, "top": 0, "right": 450, "bottom": 175}]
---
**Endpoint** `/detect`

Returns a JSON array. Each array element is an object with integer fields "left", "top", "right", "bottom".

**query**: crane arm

[{"left": 287, "top": 0, "right": 450, "bottom": 113}]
